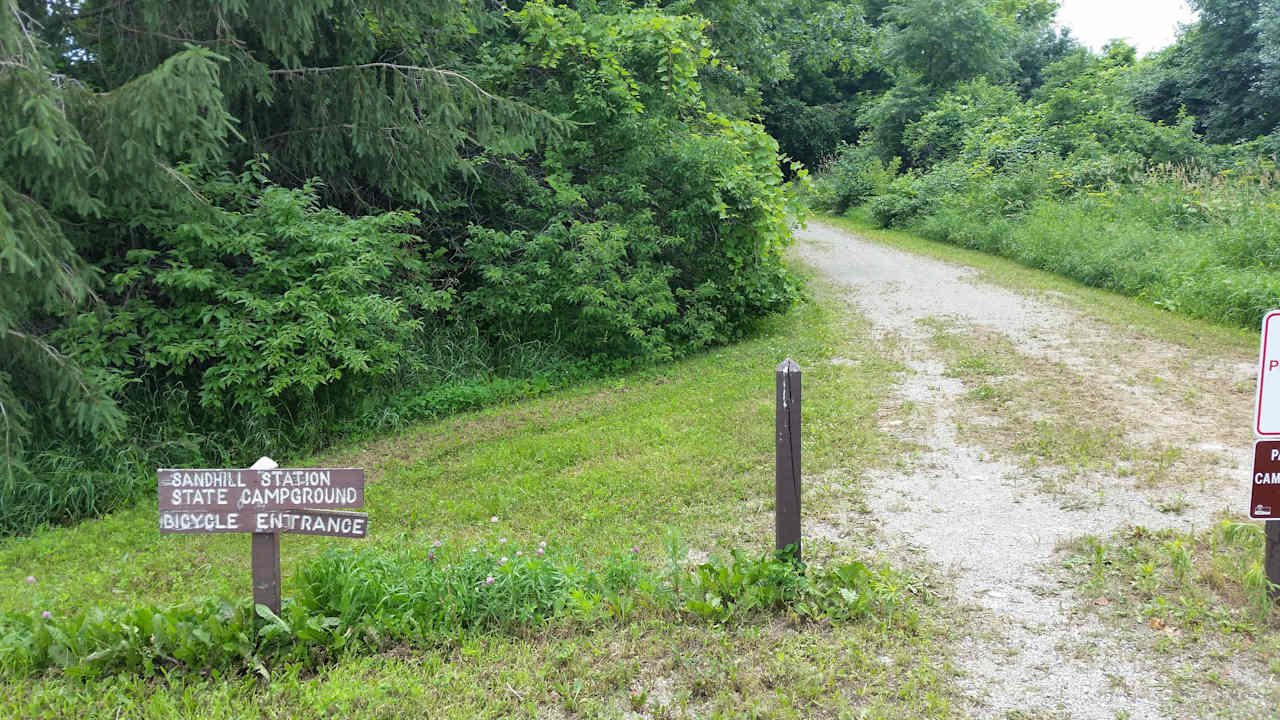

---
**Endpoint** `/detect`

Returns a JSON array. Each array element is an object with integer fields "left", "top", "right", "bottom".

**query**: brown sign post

[{"left": 158, "top": 456, "right": 367, "bottom": 613}]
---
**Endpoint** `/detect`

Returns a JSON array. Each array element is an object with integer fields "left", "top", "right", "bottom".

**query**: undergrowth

[
  {"left": 1067, "top": 520, "right": 1279, "bottom": 639},
  {"left": 0, "top": 534, "right": 922, "bottom": 680},
  {"left": 1, "top": 324, "right": 592, "bottom": 538}
]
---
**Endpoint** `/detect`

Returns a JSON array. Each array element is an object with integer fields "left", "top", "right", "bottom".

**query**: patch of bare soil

[{"left": 794, "top": 221, "right": 1271, "bottom": 718}]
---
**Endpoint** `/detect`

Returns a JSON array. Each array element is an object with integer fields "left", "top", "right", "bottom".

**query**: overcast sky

[{"left": 1055, "top": 0, "right": 1198, "bottom": 56}]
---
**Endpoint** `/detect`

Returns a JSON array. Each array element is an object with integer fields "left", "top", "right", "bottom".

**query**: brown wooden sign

[
  {"left": 159, "top": 509, "right": 368, "bottom": 538},
  {"left": 158, "top": 467, "right": 364, "bottom": 512},
  {"left": 158, "top": 458, "right": 369, "bottom": 615},
  {"left": 1251, "top": 440, "right": 1280, "bottom": 519}
]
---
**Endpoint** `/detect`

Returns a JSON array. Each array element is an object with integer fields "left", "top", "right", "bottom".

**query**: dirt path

[{"left": 794, "top": 222, "right": 1267, "bottom": 719}]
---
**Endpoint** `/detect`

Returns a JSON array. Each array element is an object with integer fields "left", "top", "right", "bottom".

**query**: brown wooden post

[
  {"left": 1267, "top": 520, "right": 1280, "bottom": 602},
  {"left": 775, "top": 358, "right": 802, "bottom": 560},
  {"left": 249, "top": 456, "right": 282, "bottom": 615},
  {"left": 252, "top": 531, "right": 282, "bottom": 614}
]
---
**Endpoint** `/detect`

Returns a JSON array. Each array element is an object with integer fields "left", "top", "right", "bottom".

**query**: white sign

[{"left": 1255, "top": 311, "right": 1280, "bottom": 435}]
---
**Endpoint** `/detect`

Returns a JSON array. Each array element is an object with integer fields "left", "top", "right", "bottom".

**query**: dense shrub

[{"left": 812, "top": 144, "right": 900, "bottom": 214}]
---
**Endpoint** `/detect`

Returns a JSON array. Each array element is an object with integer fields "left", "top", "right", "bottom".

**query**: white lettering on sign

[
  {"left": 257, "top": 469, "right": 334, "bottom": 487},
  {"left": 1256, "top": 473, "right": 1280, "bottom": 485},
  {"left": 159, "top": 511, "right": 240, "bottom": 531},
  {"left": 1255, "top": 311, "right": 1280, "bottom": 435},
  {"left": 254, "top": 511, "right": 367, "bottom": 537},
  {"left": 165, "top": 470, "right": 247, "bottom": 488},
  {"left": 237, "top": 486, "right": 359, "bottom": 508},
  {"left": 170, "top": 488, "right": 229, "bottom": 507}
]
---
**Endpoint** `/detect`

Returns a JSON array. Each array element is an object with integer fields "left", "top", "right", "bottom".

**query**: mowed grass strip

[{"left": 3, "top": 279, "right": 963, "bottom": 718}]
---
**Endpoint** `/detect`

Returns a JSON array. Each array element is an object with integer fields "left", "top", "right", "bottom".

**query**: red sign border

[{"left": 1256, "top": 311, "right": 1280, "bottom": 436}]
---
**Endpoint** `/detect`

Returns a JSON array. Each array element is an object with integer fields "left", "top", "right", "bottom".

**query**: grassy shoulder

[
  {"left": 1, "top": 277, "right": 963, "bottom": 717},
  {"left": 1063, "top": 521, "right": 1280, "bottom": 706}
]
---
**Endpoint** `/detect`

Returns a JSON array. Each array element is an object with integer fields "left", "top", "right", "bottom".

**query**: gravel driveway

[{"left": 794, "top": 221, "right": 1271, "bottom": 719}]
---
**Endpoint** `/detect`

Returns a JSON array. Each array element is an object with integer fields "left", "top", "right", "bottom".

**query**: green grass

[
  {"left": 0, "top": 281, "right": 963, "bottom": 717},
  {"left": 1063, "top": 520, "right": 1280, "bottom": 700},
  {"left": 1068, "top": 521, "right": 1279, "bottom": 638}
]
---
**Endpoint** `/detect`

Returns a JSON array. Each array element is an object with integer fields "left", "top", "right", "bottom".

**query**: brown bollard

[
  {"left": 775, "top": 359, "right": 802, "bottom": 561},
  {"left": 252, "top": 531, "right": 282, "bottom": 615}
]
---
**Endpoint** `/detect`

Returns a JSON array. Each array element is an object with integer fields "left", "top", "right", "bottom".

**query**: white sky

[{"left": 1055, "top": 0, "right": 1198, "bottom": 56}]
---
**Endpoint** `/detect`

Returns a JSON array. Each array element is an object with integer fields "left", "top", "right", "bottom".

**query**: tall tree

[
  {"left": 1130, "top": 0, "right": 1279, "bottom": 143},
  {"left": 48, "top": 0, "right": 560, "bottom": 213},
  {"left": 1, "top": 2, "right": 234, "bottom": 466},
  {"left": 881, "top": 0, "right": 1012, "bottom": 90}
]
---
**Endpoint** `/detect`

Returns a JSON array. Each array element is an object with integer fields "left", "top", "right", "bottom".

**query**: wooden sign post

[
  {"left": 776, "top": 358, "right": 802, "bottom": 560},
  {"left": 158, "top": 456, "right": 367, "bottom": 614}
]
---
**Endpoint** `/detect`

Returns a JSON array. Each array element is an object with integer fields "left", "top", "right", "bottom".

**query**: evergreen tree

[{"left": 1, "top": 2, "right": 232, "bottom": 466}]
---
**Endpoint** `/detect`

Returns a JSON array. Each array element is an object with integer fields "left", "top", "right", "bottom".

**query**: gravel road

[{"left": 793, "top": 221, "right": 1272, "bottom": 719}]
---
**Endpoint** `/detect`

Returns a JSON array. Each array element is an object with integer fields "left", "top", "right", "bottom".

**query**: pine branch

[
  {"left": 266, "top": 63, "right": 506, "bottom": 103},
  {"left": 4, "top": 329, "right": 94, "bottom": 397}
]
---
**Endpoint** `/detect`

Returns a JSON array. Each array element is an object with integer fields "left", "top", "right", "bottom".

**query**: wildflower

[
  {"left": 500, "top": 556, "right": 509, "bottom": 564},
  {"left": 539, "top": 541, "right": 547, "bottom": 548},
  {"left": 485, "top": 575, "right": 495, "bottom": 585},
  {"left": 25, "top": 576, "right": 35, "bottom": 584},
  {"left": 631, "top": 546, "right": 639, "bottom": 554},
  {"left": 537, "top": 547, "right": 545, "bottom": 556},
  {"left": 516, "top": 551, "right": 523, "bottom": 557},
  {"left": 499, "top": 537, "right": 507, "bottom": 544},
  {"left": 41, "top": 611, "right": 51, "bottom": 619},
  {"left": 490, "top": 516, "right": 499, "bottom": 523},
  {"left": 433, "top": 540, "right": 442, "bottom": 548},
  {"left": 428, "top": 550, "right": 435, "bottom": 561}
]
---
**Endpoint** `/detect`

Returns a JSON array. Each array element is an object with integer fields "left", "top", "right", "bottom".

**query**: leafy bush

[
  {"left": 462, "top": 4, "right": 803, "bottom": 363},
  {"left": 812, "top": 143, "right": 900, "bottom": 214},
  {"left": 60, "top": 160, "right": 450, "bottom": 422}
]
